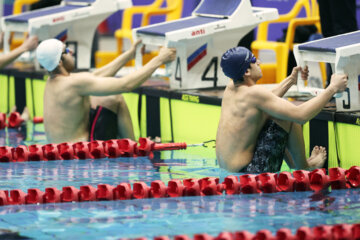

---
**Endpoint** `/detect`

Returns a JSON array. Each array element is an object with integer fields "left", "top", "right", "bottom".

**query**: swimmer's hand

[
  {"left": 129, "top": 39, "right": 144, "bottom": 58},
  {"left": 156, "top": 47, "right": 176, "bottom": 65},
  {"left": 21, "top": 35, "right": 38, "bottom": 52},
  {"left": 328, "top": 73, "right": 348, "bottom": 93},
  {"left": 289, "top": 66, "right": 309, "bottom": 85}
]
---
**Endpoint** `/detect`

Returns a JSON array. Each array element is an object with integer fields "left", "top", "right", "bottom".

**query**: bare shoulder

[
  {"left": 70, "top": 72, "right": 94, "bottom": 80},
  {"left": 247, "top": 85, "right": 271, "bottom": 99},
  {"left": 67, "top": 72, "right": 96, "bottom": 87}
]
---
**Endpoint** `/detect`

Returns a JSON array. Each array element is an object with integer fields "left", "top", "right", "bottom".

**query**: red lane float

[
  {"left": 142, "top": 223, "right": 360, "bottom": 240},
  {"left": 13, "top": 145, "right": 28, "bottom": 162},
  {"left": 347, "top": 166, "right": 360, "bottom": 188},
  {"left": 138, "top": 137, "right": 186, "bottom": 156},
  {"left": 309, "top": 168, "right": 330, "bottom": 191},
  {"left": 0, "top": 166, "right": 358, "bottom": 208},
  {"left": 276, "top": 172, "right": 295, "bottom": 192},
  {"left": 42, "top": 144, "right": 60, "bottom": 161},
  {"left": 79, "top": 185, "right": 97, "bottom": 201},
  {"left": 0, "top": 146, "right": 14, "bottom": 162},
  {"left": 104, "top": 140, "right": 122, "bottom": 158},
  {"left": 329, "top": 167, "right": 349, "bottom": 189},
  {"left": 8, "top": 112, "right": 24, "bottom": 128},
  {"left": 28, "top": 145, "right": 45, "bottom": 161},
  {"left": 57, "top": 142, "right": 75, "bottom": 160},
  {"left": 223, "top": 176, "right": 240, "bottom": 195},
  {"left": 0, "top": 113, "right": 6, "bottom": 129},
  {"left": 118, "top": 139, "right": 138, "bottom": 157},
  {"left": 293, "top": 170, "right": 311, "bottom": 191},
  {"left": 116, "top": 183, "right": 132, "bottom": 200},
  {"left": 257, "top": 173, "right": 277, "bottom": 193},
  {"left": 0, "top": 138, "right": 190, "bottom": 162},
  {"left": 73, "top": 142, "right": 91, "bottom": 160},
  {"left": 183, "top": 178, "right": 201, "bottom": 196},
  {"left": 239, "top": 174, "right": 260, "bottom": 194},
  {"left": 89, "top": 141, "right": 106, "bottom": 159},
  {"left": 234, "top": 231, "right": 254, "bottom": 240},
  {"left": 33, "top": 116, "right": 43, "bottom": 124}
]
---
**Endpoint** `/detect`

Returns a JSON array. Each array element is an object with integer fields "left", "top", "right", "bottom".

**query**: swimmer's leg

[
  {"left": 274, "top": 120, "right": 326, "bottom": 170},
  {"left": 115, "top": 95, "right": 135, "bottom": 140},
  {"left": 90, "top": 95, "right": 135, "bottom": 140},
  {"left": 286, "top": 122, "right": 308, "bottom": 169},
  {"left": 271, "top": 119, "right": 305, "bottom": 169}
]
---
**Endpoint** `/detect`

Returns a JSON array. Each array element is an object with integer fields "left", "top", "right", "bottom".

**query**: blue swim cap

[{"left": 220, "top": 47, "right": 254, "bottom": 83}]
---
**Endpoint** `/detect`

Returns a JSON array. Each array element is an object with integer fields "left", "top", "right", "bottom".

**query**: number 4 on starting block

[{"left": 134, "top": 0, "right": 279, "bottom": 89}]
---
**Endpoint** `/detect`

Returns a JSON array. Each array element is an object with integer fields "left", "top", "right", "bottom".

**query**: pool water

[{"left": 0, "top": 124, "right": 359, "bottom": 239}]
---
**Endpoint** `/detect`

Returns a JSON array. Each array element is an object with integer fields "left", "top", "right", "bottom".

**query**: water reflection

[{"left": 0, "top": 189, "right": 358, "bottom": 239}]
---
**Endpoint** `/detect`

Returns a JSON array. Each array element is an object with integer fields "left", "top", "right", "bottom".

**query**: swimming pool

[{"left": 0, "top": 123, "right": 359, "bottom": 239}]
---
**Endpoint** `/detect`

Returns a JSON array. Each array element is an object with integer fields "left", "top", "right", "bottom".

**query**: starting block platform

[
  {"left": 294, "top": 30, "right": 360, "bottom": 112},
  {"left": 1, "top": 0, "right": 132, "bottom": 69},
  {"left": 133, "top": 0, "right": 279, "bottom": 89}
]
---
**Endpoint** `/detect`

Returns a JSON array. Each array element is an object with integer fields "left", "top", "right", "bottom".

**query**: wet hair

[{"left": 220, "top": 47, "right": 256, "bottom": 83}]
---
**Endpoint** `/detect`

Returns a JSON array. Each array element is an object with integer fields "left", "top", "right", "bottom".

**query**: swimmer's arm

[
  {"left": 92, "top": 40, "right": 142, "bottom": 77},
  {"left": 252, "top": 80, "right": 341, "bottom": 124},
  {"left": 0, "top": 36, "right": 38, "bottom": 69},
  {"left": 272, "top": 66, "right": 308, "bottom": 97},
  {"left": 73, "top": 55, "right": 167, "bottom": 96}
]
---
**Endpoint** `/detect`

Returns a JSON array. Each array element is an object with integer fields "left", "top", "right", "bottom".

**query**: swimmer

[
  {"left": 216, "top": 47, "right": 348, "bottom": 173},
  {"left": 36, "top": 39, "right": 176, "bottom": 143}
]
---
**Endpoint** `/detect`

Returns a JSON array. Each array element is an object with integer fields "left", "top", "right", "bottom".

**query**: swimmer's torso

[
  {"left": 216, "top": 83, "right": 268, "bottom": 171},
  {"left": 44, "top": 74, "right": 91, "bottom": 143}
]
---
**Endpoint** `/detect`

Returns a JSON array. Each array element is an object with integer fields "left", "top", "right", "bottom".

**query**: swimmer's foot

[{"left": 306, "top": 146, "right": 327, "bottom": 169}]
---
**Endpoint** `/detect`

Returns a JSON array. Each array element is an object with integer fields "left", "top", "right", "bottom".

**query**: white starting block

[
  {"left": 133, "top": 0, "right": 278, "bottom": 89},
  {"left": 1, "top": 0, "right": 132, "bottom": 69},
  {"left": 294, "top": 30, "right": 360, "bottom": 112}
]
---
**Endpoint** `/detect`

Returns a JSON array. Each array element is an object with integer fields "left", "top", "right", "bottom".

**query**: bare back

[
  {"left": 43, "top": 73, "right": 91, "bottom": 143},
  {"left": 216, "top": 82, "right": 268, "bottom": 171}
]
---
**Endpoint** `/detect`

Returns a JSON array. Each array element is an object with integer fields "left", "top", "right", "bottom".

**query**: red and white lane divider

[
  {"left": 136, "top": 223, "right": 360, "bottom": 240},
  {"left": 0, "top": 111, "right": 43, "bottom": 130},
  {"left": 0, "top": 138, "right": 187, "bottom": 162},
  {"left": 0, "top": 166, "right": 359, "bottom": 207}
]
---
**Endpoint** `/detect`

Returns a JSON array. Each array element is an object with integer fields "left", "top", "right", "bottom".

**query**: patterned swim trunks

[{"left": 240, "top": 120, "right": 289, "bottom": 173}]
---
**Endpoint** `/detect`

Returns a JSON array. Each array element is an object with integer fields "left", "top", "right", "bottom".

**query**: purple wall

[
  {"left": 3, "top": 0, "right": 360, "bottom": 40},
  {"left": 106, "top": 0, "right": 201, "bottom": 34}
]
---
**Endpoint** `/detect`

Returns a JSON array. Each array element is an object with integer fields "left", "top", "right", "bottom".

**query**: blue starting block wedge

[
  {"left": 1, "top": 0, "right": 132, "bottom": 69},
  {"left": 294, "top": 30, "right": 360, "bottom": 112},
  {"left": 133, "top": 0, "right": 279, "bottom": 89}
]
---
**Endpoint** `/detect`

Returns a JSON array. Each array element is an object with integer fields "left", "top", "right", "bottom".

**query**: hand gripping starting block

[
  {"left": 1, "top": 0, "right": 132, "bottom": 69},
  {"left": 133, "top": 0, "right": 278, "bottom": 89},
  {"left": 294, "top": 30, "right": 360, "bottom": 112}
]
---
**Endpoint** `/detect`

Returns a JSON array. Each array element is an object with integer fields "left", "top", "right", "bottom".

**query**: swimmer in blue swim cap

[{"left": 217, "top": 46, "right": 348, "bottom": 173}]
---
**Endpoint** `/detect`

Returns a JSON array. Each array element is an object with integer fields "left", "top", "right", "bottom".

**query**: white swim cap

[{"left": 36, "top": 39, "right": 64, "bottom": 71}]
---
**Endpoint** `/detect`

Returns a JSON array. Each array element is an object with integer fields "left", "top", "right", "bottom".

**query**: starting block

[
  {"left": 1, "top": 0, "right": 132, "bottom": 69},
  {"left": 133, "top": 0, "right": 278, "bottom": 89},
  {"left": 294, "top": 30, "right": 360, "bottom": 112}
]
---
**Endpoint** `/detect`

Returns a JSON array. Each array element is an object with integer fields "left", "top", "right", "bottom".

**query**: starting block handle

[
  {"left": 135, "top": 41, "right": 144, "bottom": 71},
  {"left": 294, "top": 45, "right": 342, "bottom": 98}
]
